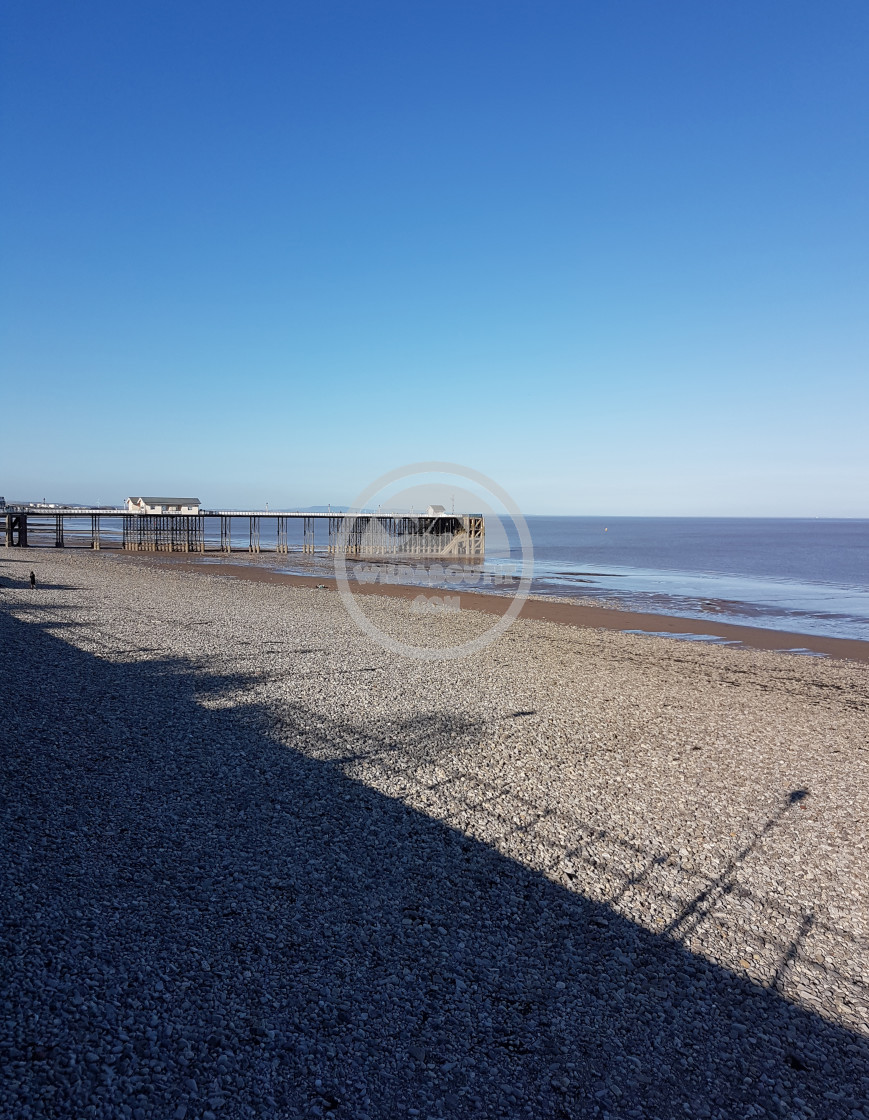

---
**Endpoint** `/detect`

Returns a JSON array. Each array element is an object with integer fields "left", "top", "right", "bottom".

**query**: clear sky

[{"left": 1, "top": 1, "right": 867, "bottom": 515}]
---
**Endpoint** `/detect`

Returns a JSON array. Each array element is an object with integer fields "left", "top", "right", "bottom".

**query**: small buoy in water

[{"left": 604, "top": 527, "right": 608, "bottom": 532}]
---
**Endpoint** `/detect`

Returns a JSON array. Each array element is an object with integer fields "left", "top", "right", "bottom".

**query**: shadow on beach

[{"left": 1, "top": 604, "right": 866, "bottom": 1119}]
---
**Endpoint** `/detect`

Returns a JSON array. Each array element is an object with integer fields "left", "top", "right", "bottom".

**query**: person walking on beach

[{"left": 29, "top": 570, "right": 36, "bottom": 590}]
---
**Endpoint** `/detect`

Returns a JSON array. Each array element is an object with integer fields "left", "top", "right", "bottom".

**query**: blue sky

[{"left": 2, "top": 1, "right": 867, "bottom": 515}]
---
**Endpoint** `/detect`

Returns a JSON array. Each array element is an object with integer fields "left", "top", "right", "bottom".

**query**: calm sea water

[{"left": 518, "top": 517, "right": 869, "bottom": 641}]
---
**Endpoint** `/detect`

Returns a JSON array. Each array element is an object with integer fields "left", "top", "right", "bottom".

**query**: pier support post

[
  {"left": 472, "top": 515, "right": 484, "bottom": 556},
  {"left": 55, "top": 515, "right": 64, "bottom": 548},
  {"left": 347, "top": 516, "right": 363, "bottom": 556},
  {"left": 249, "top": 516, "right": 260, "bottom": 553},
  {"left": 91, "top": 515, "right": 100, "bottom": 550},
  {"left": 303, "top": 516, "right": 315, "bottom": 554}
]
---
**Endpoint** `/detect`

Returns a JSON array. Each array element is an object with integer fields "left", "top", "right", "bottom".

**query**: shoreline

[{"left": 113, "top": 552, "right": 869, "bottom": 663}]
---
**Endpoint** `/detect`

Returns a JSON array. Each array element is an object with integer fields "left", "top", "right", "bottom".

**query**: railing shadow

[{"left": 1, "top": 606, "right": 867, "bottom": 1119}]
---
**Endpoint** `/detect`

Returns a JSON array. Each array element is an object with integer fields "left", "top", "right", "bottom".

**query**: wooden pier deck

[{"left": 2, "top": 508, "right": 485, "bottom": 558}]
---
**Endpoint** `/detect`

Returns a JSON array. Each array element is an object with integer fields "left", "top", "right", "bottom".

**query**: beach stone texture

[{"left": 1, "top": 550, "right": 867, "bottom": 1120}]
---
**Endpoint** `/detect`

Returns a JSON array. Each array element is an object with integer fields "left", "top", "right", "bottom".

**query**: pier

[{"left": 2, "top": 508, "right": 485, "bottom": 558}]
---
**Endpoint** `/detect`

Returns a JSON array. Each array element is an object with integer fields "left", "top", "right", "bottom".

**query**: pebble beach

[{"left": 2, "top": 550, "right": 868, "bottom": 1120}]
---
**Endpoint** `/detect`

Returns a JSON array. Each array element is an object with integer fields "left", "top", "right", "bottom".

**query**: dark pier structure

[{"left": 2, "top": 507, "right": 485, "bottom": 558}]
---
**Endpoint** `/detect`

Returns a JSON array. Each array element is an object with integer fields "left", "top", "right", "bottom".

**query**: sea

[{"left": 512, "top": 516, "right": 869, "bottom": 642}]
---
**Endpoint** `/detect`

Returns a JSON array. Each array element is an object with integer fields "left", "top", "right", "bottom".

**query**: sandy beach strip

[{"left": 1, "top": 549, "right": 867, "bottom": 1119}]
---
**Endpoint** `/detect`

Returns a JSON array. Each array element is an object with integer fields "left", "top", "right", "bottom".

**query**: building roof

[{"left": 127, "top": 496, "right": 201, "bottom": 505}]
